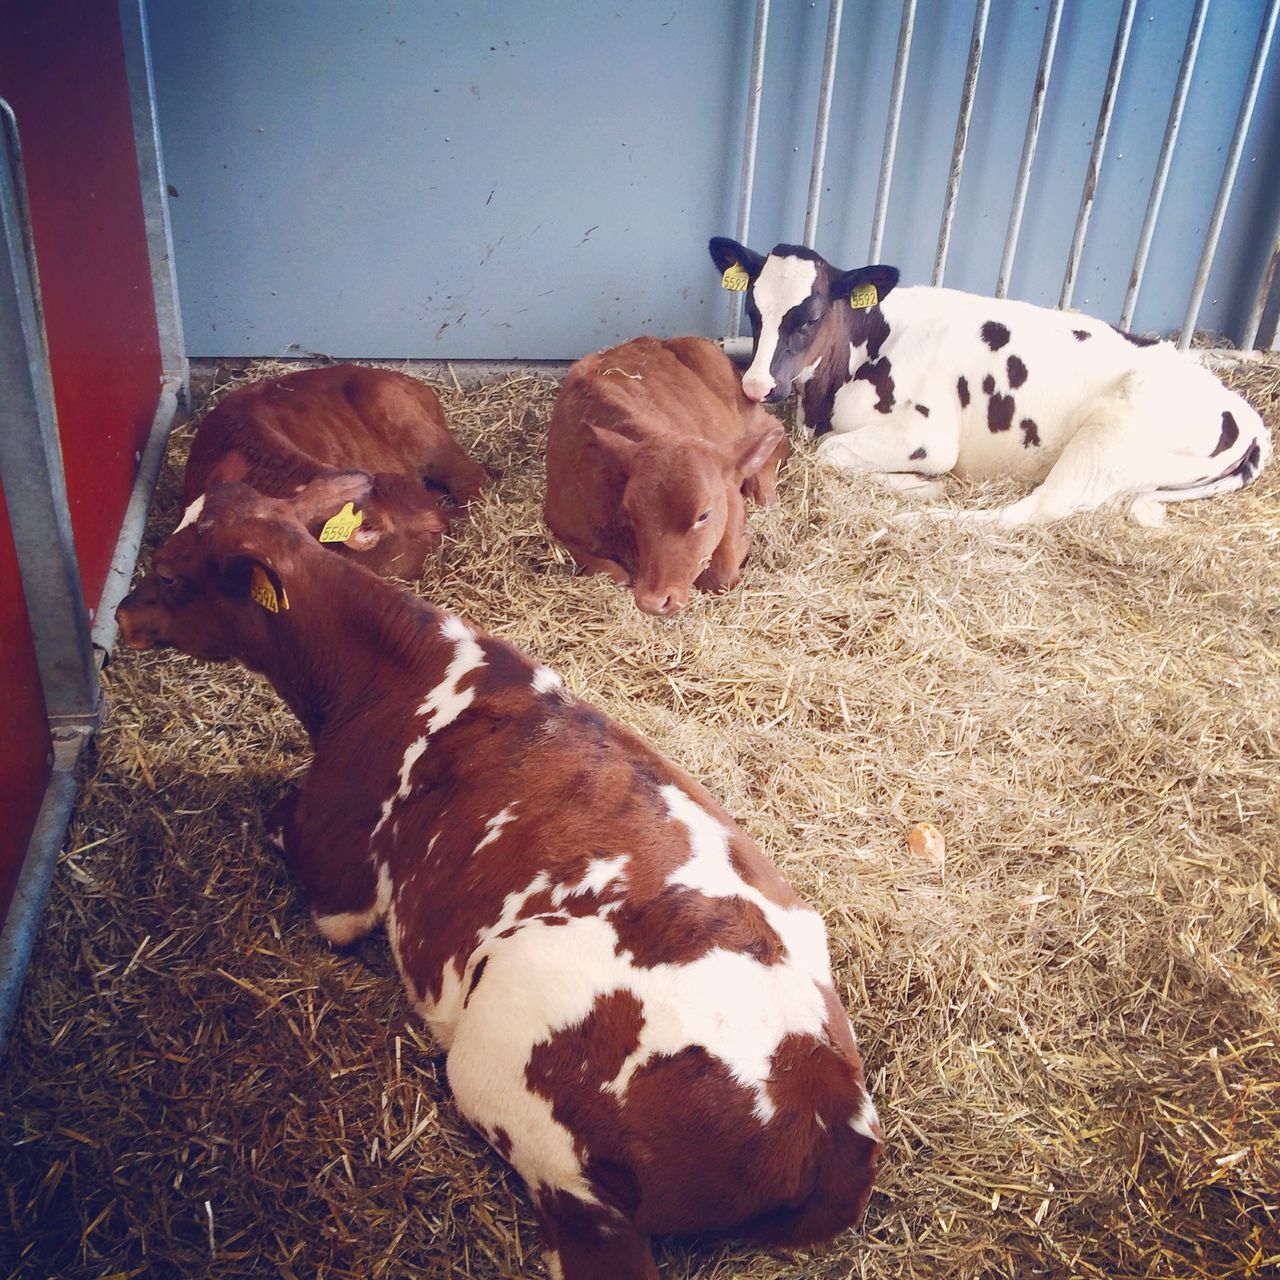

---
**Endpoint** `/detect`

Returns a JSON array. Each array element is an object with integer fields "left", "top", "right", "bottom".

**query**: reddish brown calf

[
  {"left": 116, "top": 478, "right": 881, "bottom": 1280},
  {"left": 183, "top": 365, "right": 487, "bottom": 577},
  {"left": 545, "top": 336, "right": 789, "bottom": 615}
]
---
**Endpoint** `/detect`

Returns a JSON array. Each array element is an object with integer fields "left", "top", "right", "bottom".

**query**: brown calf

[
  {"left": 544, "top": 336, "right": 789, "bottom": 615},
  {"left": 183, "top": 365, "right": 487, "bottom": 577},
  {"left": 116, "top": 477, "right": 881, "bottom": 1280}
]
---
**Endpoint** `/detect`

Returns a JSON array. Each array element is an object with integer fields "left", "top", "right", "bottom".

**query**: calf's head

[
  {"left": 345, "top": 472, "right": 449, "bottom": 578},
  {"left": 709, "top": 238, "right": 899, "bottom": 404},
  {"left": 197, "top": 455, "right": 448, "bottom": 579},
  {"left": 116, "top": 475, "right": 365, "bottom": 661},
  {"left": 591, "top": 423, "right": 784, "bottom": 616}
]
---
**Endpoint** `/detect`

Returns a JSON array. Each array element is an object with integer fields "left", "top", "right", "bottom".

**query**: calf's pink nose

[
  {"left": 634, "top": 589, "right": 685, "bottom": 617},
  {"left": 741, "top": 376, "right": 772, "bottom": 403}
]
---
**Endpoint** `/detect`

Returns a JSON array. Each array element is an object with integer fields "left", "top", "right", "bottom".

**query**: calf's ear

[
  {"left": 219, "top": 548, "right": 291, "bottom": 614},
  {"left": 709, "top": 236, "right": 765, "bottom": 279},
  {"left": 290, "top": 471, "right": 375, "bottom": 528},
  {"left": 733, "top": 423, "right": 787, "bottom": 480},
  {"left": 830, "top": 264, "right": 900, "bottom": 307},
  {"left": 588, "top": 424, "right": 641, "bottom": 471}
]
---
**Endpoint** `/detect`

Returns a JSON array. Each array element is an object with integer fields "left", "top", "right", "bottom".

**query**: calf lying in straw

[
  {"left": 116, "top": 476, "right": 882, "bottom": 1280},
  {"left": 710, "top": 237, "right": 1270, "bottom": 526},
  {"left": 545, "top": 336, "right": 788, "bottom": 615},
  {"left": 184, "top": 365, "right": 487, "bottom": 577}
]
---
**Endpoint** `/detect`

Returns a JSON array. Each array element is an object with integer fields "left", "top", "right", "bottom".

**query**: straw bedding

[{"left": 3, "top": 354, "right": 1279, "bottom": 1280}]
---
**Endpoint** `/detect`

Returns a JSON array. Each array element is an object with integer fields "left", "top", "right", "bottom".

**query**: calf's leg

[
  {"left": 553, "top": 531, "right": 632, "bottom": 585},
  {"left": 537, "top": 1200, "right": 659, "bottom": 1280},
  {"left": 815, "top": 408, "right": 957, "bottom": 502}
]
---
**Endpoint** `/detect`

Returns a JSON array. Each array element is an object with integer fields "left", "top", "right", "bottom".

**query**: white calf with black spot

[{"left": 811, "top": 286, "right": 1268, "bottom": 524}]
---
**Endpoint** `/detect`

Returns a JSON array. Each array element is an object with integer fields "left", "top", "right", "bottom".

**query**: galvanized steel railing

[{"left": 730, "top": 0, "right": 1280, "bottom": 350}]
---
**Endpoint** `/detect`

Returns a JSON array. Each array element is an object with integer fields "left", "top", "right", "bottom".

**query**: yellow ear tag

[
  {"left": 721, "top": 264, "right": 750, "bottom": 292},
  {"left": 848, "top": 283, "right": 879, "bottom": 309},
  {"left": 250, "top": 564, "right": 288, "bottom": 613},
  {"left": 318, "top": 501, "right": 364, "bottom": 544}
]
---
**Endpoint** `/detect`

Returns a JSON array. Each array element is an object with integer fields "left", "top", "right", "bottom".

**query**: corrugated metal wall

[{"left": 149, "top": 0, "right": 1280, "bottom": 358}]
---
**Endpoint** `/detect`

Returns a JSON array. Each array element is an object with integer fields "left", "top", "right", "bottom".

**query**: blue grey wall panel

[
  {"left": 150, "top": 0, "right": 1280, "bottom": 357},
  {"left": 150, "top": 0, "right": 751, "bottom": 357}
]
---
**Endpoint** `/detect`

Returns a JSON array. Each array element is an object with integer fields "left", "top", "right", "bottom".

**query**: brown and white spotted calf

[
  {"left": 710, "top": 238, "right": 1270, "bottom": 526},
  {"left": 183, "top": 365, "right": 487, "bottom": 576},
  {"left": 115, "top": 477, "right": 881, "bottom": 1279},
  {"left": 544, "top": 336, "right": 788, "bottom": 615}
]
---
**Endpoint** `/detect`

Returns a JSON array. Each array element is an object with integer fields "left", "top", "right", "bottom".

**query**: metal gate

[{"left": 727, "top": 0, "right": 1280, "bottom": 351}]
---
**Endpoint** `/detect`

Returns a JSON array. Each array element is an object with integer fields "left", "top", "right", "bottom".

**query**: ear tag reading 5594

[
  {"left": 319, "top": 501, "right": 364, "bottom": 544},
  {"left": 721, "top": 264, "right": 750, "bottom": 292},
  {"left": 250, "top": 565, "right": 288, "bottom": 613},
  {"left": 848, "top": 283, "right": 879, "bottom": 310}
]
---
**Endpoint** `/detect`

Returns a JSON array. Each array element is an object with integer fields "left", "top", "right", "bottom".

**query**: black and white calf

[{"left": 709, "top": 238, "right": 1270, "bottom": 526}]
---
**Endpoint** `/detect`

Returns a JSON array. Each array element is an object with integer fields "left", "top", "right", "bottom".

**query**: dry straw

[{"left": 2, "top": 354, "right": 1278, "bottom": 1279}]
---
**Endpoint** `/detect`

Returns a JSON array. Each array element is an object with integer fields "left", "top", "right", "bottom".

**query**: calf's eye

[
  {"left": 695, "top": 511, "right": 710, "bottom": 526},
  {"left": 156, "top": 569, "right": 177, "bottom": 586}
]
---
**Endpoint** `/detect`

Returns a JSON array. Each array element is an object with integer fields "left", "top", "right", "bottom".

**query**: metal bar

[
  {"left": 92, "top": 380, "right": 180, "bottom": 656},
  {"left": 1180, "top": 0, "right": 1280, "bottom": 350},
  {"left": 933, "top": 0, "right": 990, "bottom": 286},
  {"left": 995, "top": 0, "right": 1064, "bottom": 298},
  {"left": 1240, "top": 214, "right": 1280, "bottom": 350},
  {"left": 868, "top": 0, "right": 916, "bottom": 262},
  {"left": 728, "top": 0, "right": 770, "bottom": 339},
  {"left": 1120, "top": 0, "right": 1210, "bottom": 330},
  {"left": 1059, "top": 0, "right": 1138, "bottom": 310},
  {"left": 118, "top": 0, "right": 188, "bottom": 399},
  {"left": 0, "top": 729, "right": 91, "bottom": 1054},
  {"left": 0, "top": 102, "right": 99, "bottom": 727},
  {"left": 803, "top": 0, "right": 845, "bottom": 248}
]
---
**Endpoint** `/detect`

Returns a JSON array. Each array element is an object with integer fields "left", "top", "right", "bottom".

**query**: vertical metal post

[
  {"left": 803, "top": 0, "right": 845, "bottom": 248},
  {"left": 118, "top": 0, "right": 187, "bottom": 398},
  {"left": 1179, "top": 0, "right": 1280, "bottom": 349},
  {"left": 868, "top": 0, "right": 916, "bottom": 263},
  {"left": 1240, "top": 212, "right": 1280, "bottom": 350},
  {"left": 0, "top": 103, "right": 98, "bottom": 728},
  {"left": 995, "top": 0, "right": 1063, "bottom": 298},
  {"left": 1120, "top": 0, "right": 1210, "bottom": 331},
  {"left": 934, "top": 0, "right": 990, "bottom": 286},
  {"left": 728, "top": 0, "right": 770, "bottom": 339},
  {"left": 1059, "top": 0, "right": 1138, "bottom": 310}
]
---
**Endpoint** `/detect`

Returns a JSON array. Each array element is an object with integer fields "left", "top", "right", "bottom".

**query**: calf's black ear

[
  {"left": 709, "top": 236, "right": 766, "bottom": 279},
  {"left": 830, "top": 264, "right": 900, "bottom": 308}
]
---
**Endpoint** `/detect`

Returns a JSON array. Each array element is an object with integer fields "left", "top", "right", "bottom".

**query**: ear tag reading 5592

[
  {"left": 848, "top": 283, "right": 879, "bottom": 310},
  {"left": 250, "top": 565, "right": 288, "bottom": 613},
  {"left": 319, "top": 501, "right": 364, "bottom": 544},
  {"left": 721, "top": 264, "right": 750, "bottom": 292}
]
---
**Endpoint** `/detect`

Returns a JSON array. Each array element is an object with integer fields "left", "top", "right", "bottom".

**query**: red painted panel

[
  {"left": 0, "top": 484, "right": 52, "bottom": 924},
  {"left": 0, "top": 0, "right": 162, "bottom": 615}
]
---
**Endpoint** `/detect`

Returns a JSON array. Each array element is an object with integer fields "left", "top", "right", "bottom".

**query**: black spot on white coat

[
  {"left": 1020, "top": 418, "right": 1040, "bottom": 448},
  {"left": 1211, "top": 411, "right": 1239, "bottom": 458},
  {"left": 981, "top": 321, "right": 1011, "bottom": 351},
  {"left": 982, "top": 373, "right": 996, "bottom": 396},
  {"left": 854, "top": 357, "right": 895, "bottom": 413},
  {"left": 916, "top": 404, "right": 930, "bottom": 417},
  {"left": 1111, "top": 324, "right": 1160, "bottom": 347},
  {"left": 988, "top": 393, "right": 1015, "bottom": 433},
  {"left": 1073, "top": 329, "right": 1091, "bottom": 342},
  {"left": 909, "top": 446, "right": 927, "bottom": 461},
  {"left": 957, "top": 376, "right": 971, "bottom": 407},
  {"left": 1006, "top": 355, "right": 1027, "bottom": 389}
]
